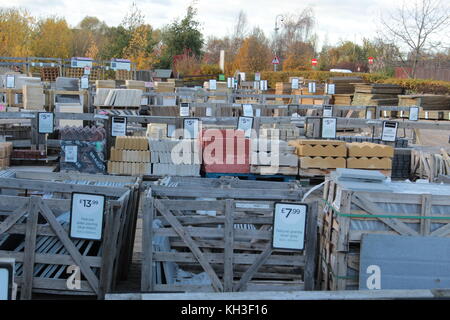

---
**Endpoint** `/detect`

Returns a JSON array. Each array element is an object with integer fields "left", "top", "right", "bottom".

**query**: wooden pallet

[
  {"left": 141, "top": 177, "right": 317, "bottom": 293},
  {"left": 318, "top": 177, "right": 450, "bottom": 291},
  {"left": 0, "top": 172, "right": 141, "bottom": 299}
]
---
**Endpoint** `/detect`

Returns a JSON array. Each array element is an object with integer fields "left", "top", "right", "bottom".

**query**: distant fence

[{"left": 395, "top": 65, "right": 450, "bottom": 81}]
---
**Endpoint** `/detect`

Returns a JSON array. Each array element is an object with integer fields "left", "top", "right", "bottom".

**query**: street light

[{"left": 274, "top": 15, "right": 284, "bottom": 72}]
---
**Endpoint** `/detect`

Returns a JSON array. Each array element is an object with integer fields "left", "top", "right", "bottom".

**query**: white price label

[
  {"left": 80, "top": 76, "right": 89, "bottom": 89},
  {"left": 321, "top": 118, "right": 337, "bottom": 139},
  {"left": 323, "top": 106, "right": 333, "bottom": 118},
  {"left": 38, "top": 112, "right": 54, "bottom": 134},
  {"left": 255, "top": 72, "right": 261, "bottom": 81},
  {"left": 6, "top": 75, "right": 15, "bottom": 89},
  {"left": 327, "top": 84, "right": 335, "bottom": 94},
  {"left": 260, "top": 80, "right": 268, "bottom": 91},
  {"left": 70, "top": 193, "right": 105, "bottom": 241},
  {"left": 409, "top": 107, "right": 419, "bottom": 121},
  {"left": 84, "top": 66, "right": 91, "bottom": 75},
  {"left": 243, "top": 104, "right": 253, "bottom": 117},
  {"left": 65, "top": 145, "right": 78, "bottom": 163},
  {"left": 255, "top": 108, "right": 261, "bottom": 117},
  {"left": 167, "top": 124, "right": 176, "bottom": 138},
  {"left": 227, "top": 77, "right": 233, "bottom": 89},
  {"left": 111, "top": 117, "right": 127, "bottom": 137},
  {"left": 209, "top": 79, "right": 217, "bottom": 90},
  {"left": 206, "top": 107, "right": 212, "bottom": 117},
  {"left": 273, "top": 203, "right": 307, "bottom": 250},
  {"left": 237, "top": 116, "right": 253, "bottom": 138},
  {"left": 0, "top": 263, "right": 12, "bottom": 300},
  {"left": 308, "top": 82, "right": 316, "bottom": 93},
  {"left": 291, "top": 78, "right": 299, "bottom": 89},
  {"left": 184, "top": 118, "right": 200, "bottom": 139},
  {"left": 180, "top": 103, "right": 190, "bottom": 117},
  {"left": 381, "top": 121, "right": 398, "bottom": 142}
]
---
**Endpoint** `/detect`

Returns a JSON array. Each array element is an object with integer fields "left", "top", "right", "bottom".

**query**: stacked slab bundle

[
  {"left": 23, "top": 85, "right": 45, "bottom": 110},
  {"left": 125, "top": 80, "right": 146, "bottom": 91},
  {"left": 275, "top": 82, "right": 292, "bottom": 104},
  {"left": 346, "top": 142, "right": 394, "bottom": 170},
  {"left": 327, "top": 77, "right": 364, "bottom": 94},
  {"left": 60, "top": 126, "right": 106, "bottom": 174},
  {"left": 259, "top": 125, "right": 302, "bottom": 142},
  {"left": 398, "top": 94, "right": 450, "bottom": 120},
  {"left": 94, "top": 89, "right": 142, "bottom": 107},
  {"left": 289, "top": 139, "right": 347, "bottom": 169},
  {"left": 154, "top": 81, "right": 175, "bottom": 93},
  {"left": 201, "top": 129, "right": 250, "bottom": 173},
  {"left": 250, "top": 139, "right": 298, "bottom": 175},
  {"left": 108, "top": 136, "right": 151, "bottom": 175},
  {"left": 0, "top": 142, "right": 12, "bottom": 169},
  {"left": 150, "top": 139, "right": 200, "bottom": 176},
  {"left": 352, "top": 83, "right": 403, "bottom": 106},
  {"left": 332, "top": 94, "right": 353, "bottom": 105},
  {"left": 96, "top": 80, "right": 116, "bottom": 88}
]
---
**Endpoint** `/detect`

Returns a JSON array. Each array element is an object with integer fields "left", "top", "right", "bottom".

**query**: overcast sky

[{"left": 0, "top": 0, "right": 408, "bottom": 48}]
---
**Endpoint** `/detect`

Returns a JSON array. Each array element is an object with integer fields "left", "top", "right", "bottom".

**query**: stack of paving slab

[
  {"left": 155, "top": 81, "right": 176, "bottom": 106},
  {"left": 250, "top": 138, "right": 298, "bottom": 175},
  {"left": 94, "top": 88, "right": 142, "bottom": 107},
  {"left": 108, "top": 136, "right": 151, "bottom": 175},
  {"left": 346, "top": 142, "right": 394, "bottom": 170},
  {"left": 150, "top": 138, "right": 201, "bottom": 176},
  {"left": 289, "top": 139, "right": 347, "bottom": 170},
  {"left": 0, "top": 142, "right": 12, "bottom": 169},
  {"left": 23, "top": 84, "right": 45, "bottom": 110}
]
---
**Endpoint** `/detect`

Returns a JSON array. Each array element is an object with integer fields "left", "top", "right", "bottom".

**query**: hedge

[{"left": 238, "top": 71, "right": 450, "bottom": 95}]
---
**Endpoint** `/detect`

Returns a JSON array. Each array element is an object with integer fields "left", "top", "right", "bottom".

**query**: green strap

[{"left": 321, "top": 198, "right": 450, "bottom": 220}]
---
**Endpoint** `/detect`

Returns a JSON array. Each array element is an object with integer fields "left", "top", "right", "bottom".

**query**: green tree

[{"left": 158, "top": 6, "right": 204, "bottom": 68}]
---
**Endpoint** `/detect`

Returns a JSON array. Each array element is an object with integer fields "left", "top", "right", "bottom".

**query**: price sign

[
  {"left": 0, "top": 262, "right": 13, "bottom": 300},
  {"left": 327, "top": 84, "right": 335, "bottom": 94},
  {"left": 227, "top": 77, "right": 233, "bottom": 89},
  {"left": 255, "top": 72, "right": 261, "bottom": 81},
  {"left": 409, "top": 106, "right": 419, "bottom": 121},
  {"left": 80, "top": 76, "right": 89, "bottom": 89},
  {"left": 255, "top": 108, "right": 261, "bottom": 117},
  {"left": 291, "top": 78, "right": 299, "bottom": 89},
  {"left": 272, "top": 202, "right": 307, "bottom": 250},
  {"left": 308, "top": 82, "right": 316, "bottom": 93},
  {"left": 209, "top": 79, "right": 217, "bottom": 90},
  {"left": 111, "top": 117, "right": 127, "bottom": 137},
  {"left": 206, "top": 107, "right": 212, "bottom": 117},
  {"left": 65, "top": 145, "right": 78, "bottom": 163},
  {"left": 38, "top": 112, "right": 54, "bottom": 134},
  {"left": 70, "top": 193, "right": 105, "bottom": 241},
  {"left": 321, "top": 117, "right": 337, "bottom": 139},
  {"left": 237, "top": 116, "right": 253, "bottom": 138},
  {"left": 167, "top": 124, "right": 176, "bottom": 138},
  {"left": 183, "top": 118, "right": 200, "bottom": 139},
  {"left": 381, "top": 121, "right": 398, "bottom": 142},
  {"left": 6, "top": 75, "right": 15, "bottom": 89},
  {"left": 84, "top": 66, "right": 91, "bottom": 75},
  {"left": 260, "top": 80, "right": 268, "bottom": 91},
  {"left": 365, "top": 106, "right": 376, "bottom": 119},
  {"left": 180, "top": 102, "right": 190, "bottom": 117},
  {"left": 243, "top": 104, "right": 253, "bottom": 117},
  {"left": 323, "top": 106, "right": 333, "bottom": 118}
]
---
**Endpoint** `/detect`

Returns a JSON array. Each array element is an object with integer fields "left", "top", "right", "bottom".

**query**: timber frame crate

[
  {"left": 0, "top": 170, "right": 141, "bottom": 299},
  {"left": 141, "top": 176, "right": 319, "bottom": 293},
  {"left": 318, "top": 176, "right": 450, "bottom": 290}
]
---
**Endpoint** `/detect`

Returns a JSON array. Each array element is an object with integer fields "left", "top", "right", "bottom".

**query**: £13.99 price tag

[
  {"left": 272, "top": 203, "right": 307, "bottom": 250},
  {"left": 70, "top": 193, "right": 105, "bottom": 241}
]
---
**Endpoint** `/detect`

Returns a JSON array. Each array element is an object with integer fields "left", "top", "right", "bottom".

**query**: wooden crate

[
  {"left": 0, "top": 171, "right": 141, "bottom": 299},
  {"left": 318, "top": 177, "right": 450, "bottom": 290},
  {"left": 141, "top": 177, "right": 319, "bottom": 293}
]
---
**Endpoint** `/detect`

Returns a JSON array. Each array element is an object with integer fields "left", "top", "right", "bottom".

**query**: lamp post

[{"left": 274, "top": 14, "right": 284, "bottom": 72}]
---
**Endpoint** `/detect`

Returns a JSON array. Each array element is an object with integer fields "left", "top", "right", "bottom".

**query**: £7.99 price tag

[{"left": 272, "top": 203, "right": 307, "bottom": 250}]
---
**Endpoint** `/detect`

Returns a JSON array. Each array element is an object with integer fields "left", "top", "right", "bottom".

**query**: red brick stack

[{"left": 201, "top": 129, "right": 251, "bottom": 173}]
